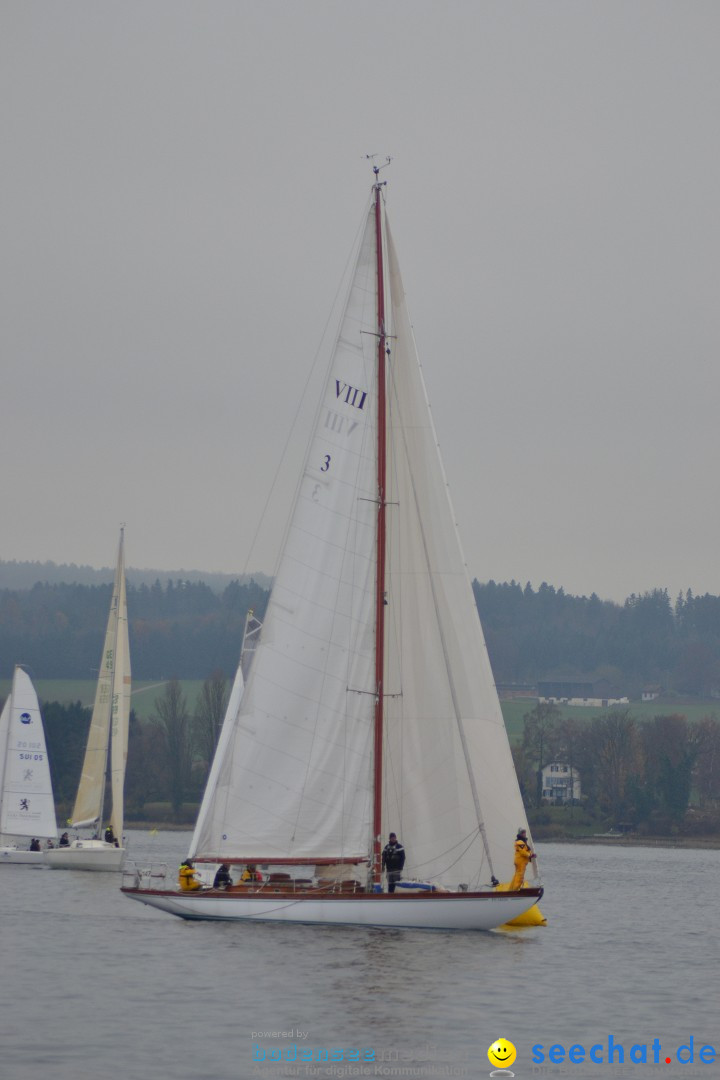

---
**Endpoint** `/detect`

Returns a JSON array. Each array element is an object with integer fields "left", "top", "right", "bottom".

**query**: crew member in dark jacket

[
  {"left": 381, "top": 832, "right": 406, "bottom": 893},
  {"left": 213, "top": 863, "right": 232, "bottom": 889}
]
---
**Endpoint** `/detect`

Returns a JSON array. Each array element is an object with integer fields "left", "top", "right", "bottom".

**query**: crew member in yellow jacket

[
  {"left": 179, "top": 858, "right": 202, "bottom": 891},
  {"left": 510, "top": 828, "right": 536, "bottom": 890}
]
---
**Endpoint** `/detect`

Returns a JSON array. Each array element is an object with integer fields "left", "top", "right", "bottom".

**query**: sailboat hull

[
  {"left": 45, "top": 841, "right": 125, "bottom": 871},
  {"left": 0, "top": 846, "right": 48, "bottom": 866},
  {"left": 121, "top": 886, "right": 543, "bottom": 931}
]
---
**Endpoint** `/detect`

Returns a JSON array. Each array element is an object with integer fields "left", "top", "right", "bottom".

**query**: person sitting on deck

[
  {"left": 240, "top": 863, "right": 263, "bottom": 882},
  {"left": 59, "top": 832, "right": 70, "bottom": 847},
  {"left": 30, "top": 838, "right": 41, "bottom": 852},
  {"left": 179, "top": 858, "right": 202, "bottom": 891},
  {"left": 213, "top": 863, "right": 232, "bottom": 889},
  {"left": 104, "top": 826, "right": 115, "bottom": 845}
]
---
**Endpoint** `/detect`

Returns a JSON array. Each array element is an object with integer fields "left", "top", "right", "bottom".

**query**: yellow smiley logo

[{"left": 488, "top": 1039, "right": 517, "bottom": 1069}]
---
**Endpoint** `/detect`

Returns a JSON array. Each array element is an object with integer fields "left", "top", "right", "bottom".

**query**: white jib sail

[
  {"left": 382, "top": 219, "right": 529, "bottom": 889},
  {"left": 193, "top": 204, "right": 380, "bottom": 862},
  {"left": 0, "top": 667, "right": 57, "bottom": 840}
]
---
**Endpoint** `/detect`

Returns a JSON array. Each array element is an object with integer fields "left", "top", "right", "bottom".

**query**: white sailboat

[
  {"left": 0, "top": 666, "right": 58, "bottom": 865},
  {"left": 123, "top": 176, "right": 543, "bottom": 929},
  {"left": 46, "top": 529, "right": 131, "bottom": 871}
]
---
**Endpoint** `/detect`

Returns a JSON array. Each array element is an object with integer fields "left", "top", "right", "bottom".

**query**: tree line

[
  {"left": 474, "top": 581, "right": 720, "bottom": 694},
  {"left": 0, "top": 578, "right": 268, "bottom": 680},
  {"left": 4, "top": 576, "right": 720, "bottom": 692}
]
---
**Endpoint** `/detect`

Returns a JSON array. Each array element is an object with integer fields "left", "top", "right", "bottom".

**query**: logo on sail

[{"left": 20, "top": 712, "right": 32, "bottom": 725}]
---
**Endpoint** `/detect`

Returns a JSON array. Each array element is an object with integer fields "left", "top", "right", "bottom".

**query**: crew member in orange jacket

[{"left": 509, "top": 828, "right": 536, "bottom": 890}]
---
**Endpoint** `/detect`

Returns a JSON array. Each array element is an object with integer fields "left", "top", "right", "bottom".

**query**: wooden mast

[{"left": 372, "top": 172, "right": 387, "bottom": 886}]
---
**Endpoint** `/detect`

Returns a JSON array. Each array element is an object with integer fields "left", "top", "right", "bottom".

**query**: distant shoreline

[
  {"left": 121, "top": 823, "right": 720, "bottom": 850},
  {"left": 537, "top": 834, "right": 720, "bottom": 850}
]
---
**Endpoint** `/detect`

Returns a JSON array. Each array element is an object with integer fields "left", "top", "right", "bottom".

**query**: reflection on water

[{"left": 1, "top": 834, "right": 717, "bottom": 1080}]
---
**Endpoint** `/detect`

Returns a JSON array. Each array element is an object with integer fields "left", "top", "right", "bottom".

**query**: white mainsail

[
  {"left": 70, "top": 529, "right": 130, "bottom": 834},
  {"left": 0, "top": 667, "right": 57, "bottom": 840}
]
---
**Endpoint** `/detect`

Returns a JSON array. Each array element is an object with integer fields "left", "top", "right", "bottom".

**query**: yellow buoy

[{"left": 495, "top": 880, "right": 547, "bottom": 926}]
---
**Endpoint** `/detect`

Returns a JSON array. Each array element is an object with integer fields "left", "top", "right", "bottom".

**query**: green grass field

[
  {"left": 500, "top": 697, "right": 720, "bottom": 742},
  {"left": 0, "top": 678, "right": 206, "bottom": 721},
  {"left": 4, "top": 679, "right": 719, "bottom": 736}
]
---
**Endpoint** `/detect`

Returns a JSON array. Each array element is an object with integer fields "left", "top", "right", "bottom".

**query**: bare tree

[
  {"left": 194, "top": 669, "right": 228, "bottom": 769},
  {"left": 153, "top": 679, "right": 192, "bottom": 815},
  {"left": 693, "top": 716, "right": 720, "bottom": 807},
  {"left": 522, "top": 702, "right": 560, "bottom": 806},
  {"left": 590, "top": 710, "right": 642, "bottom": 823}
]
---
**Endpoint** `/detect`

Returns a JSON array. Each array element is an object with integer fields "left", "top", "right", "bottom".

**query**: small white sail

[{"left": 0, "top": 667, "right": 57, "bottom": 840}]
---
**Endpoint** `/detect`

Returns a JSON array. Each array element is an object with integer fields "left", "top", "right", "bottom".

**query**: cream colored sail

[
  {"left": 109, "top": 533, "right": 130, "bottom": 839},
  {"left": 70, "top": 530, "right": 129, "bottom": 833}
]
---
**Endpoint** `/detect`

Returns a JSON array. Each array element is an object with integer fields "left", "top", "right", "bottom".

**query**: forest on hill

[
  {"left": 0, "top": 557, "right": 271, "bottom": 592},
  {"left": 0, "top": 577, "right": 268, "bottom": 680},
  {"left": 2, "top": 573, "right": 720, "bottom": 694}
]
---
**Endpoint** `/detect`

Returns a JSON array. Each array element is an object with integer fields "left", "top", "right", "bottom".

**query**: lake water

[{"left": 2, "top": 833, "right": 717, "bottom": 1080}]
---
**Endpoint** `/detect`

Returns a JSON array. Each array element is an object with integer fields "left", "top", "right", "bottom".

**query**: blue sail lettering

[{"left": 335, "top": 380, "right": 367, "bottom": 411}]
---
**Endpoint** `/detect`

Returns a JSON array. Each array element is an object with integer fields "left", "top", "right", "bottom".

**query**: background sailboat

[
  {"left": 123, "top": 179, "right": 542, "bottom": 928},
  {"left": 46, "top": 529, "right": 130, "bottom": 871},
  {"left": 0, "top": 666, "right": 57, "bottom": 865}
]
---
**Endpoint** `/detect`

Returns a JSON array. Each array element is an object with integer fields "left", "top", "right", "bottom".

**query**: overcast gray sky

[{"left": 1, "top": 1, "right": 718, "bottom": 603}]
